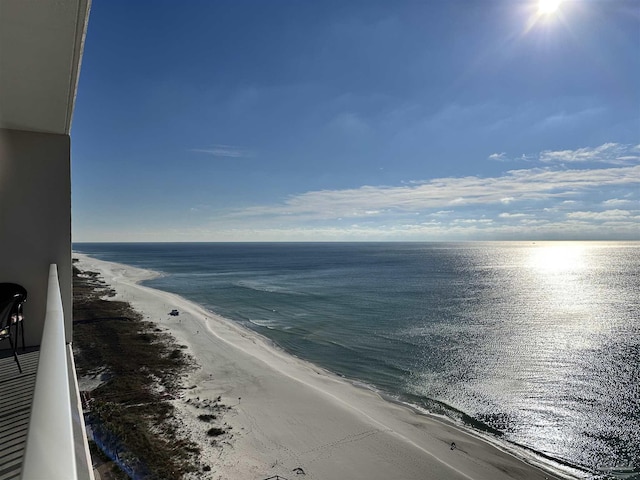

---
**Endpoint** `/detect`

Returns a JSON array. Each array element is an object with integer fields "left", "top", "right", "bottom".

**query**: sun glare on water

[{"left": 529, "top": 243, "right": 586, "bottom": 273}]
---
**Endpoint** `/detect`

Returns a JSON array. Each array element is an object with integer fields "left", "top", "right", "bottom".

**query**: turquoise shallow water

[{"left": 73, "top": 242, "right": 640, "bottom": 477}]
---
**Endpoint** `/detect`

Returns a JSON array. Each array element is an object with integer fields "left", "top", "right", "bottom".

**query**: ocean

[{"left": 72, "top": 241, "right": 639, "bottom": 478}]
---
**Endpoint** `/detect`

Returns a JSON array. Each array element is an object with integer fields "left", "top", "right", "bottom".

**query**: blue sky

[{"left": 72, "top": 0, "right": 639, "bottom": 241}]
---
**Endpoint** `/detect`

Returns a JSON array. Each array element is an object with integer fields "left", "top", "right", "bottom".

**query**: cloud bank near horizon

[
  {"left": 201, "top": 143, "right": 638, "bottom": 240},
  {"left": 78, "top": 143, "right": 639, "bottom": 242}
]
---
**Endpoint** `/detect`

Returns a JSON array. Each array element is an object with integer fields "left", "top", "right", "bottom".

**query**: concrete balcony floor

[{"left": 0, "top": 348, "right": 39, "bottom": 480}]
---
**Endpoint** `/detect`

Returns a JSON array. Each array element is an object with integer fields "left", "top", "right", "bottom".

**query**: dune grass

[{"left": 72, "top": 261, "right": 202, "bottom": 479}]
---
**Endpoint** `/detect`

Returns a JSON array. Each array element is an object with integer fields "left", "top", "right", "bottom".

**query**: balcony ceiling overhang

[{"left": 0, "top": 0, "right": 90, "bottom": 135}]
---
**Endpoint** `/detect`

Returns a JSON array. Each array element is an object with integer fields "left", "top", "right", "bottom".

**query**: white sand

[{"left": 74, "top": 253, "right": 579, "bottom": 480}]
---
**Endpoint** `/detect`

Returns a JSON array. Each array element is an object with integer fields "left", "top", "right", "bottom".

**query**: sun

[
  {"left": 523, "top": 0, "right": 567, "bottom": 34},
  {"left": 538, "top": 0, "right": 562, "bottom": 15}
]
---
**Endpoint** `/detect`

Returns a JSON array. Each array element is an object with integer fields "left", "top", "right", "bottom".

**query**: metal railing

[{"left": 21, "top": 264, "right": 77, "bottom": 479}]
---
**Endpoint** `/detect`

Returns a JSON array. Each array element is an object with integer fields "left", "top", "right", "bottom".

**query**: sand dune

[{"left": 74, "top": 253, "right": 578, "bottom": 480}]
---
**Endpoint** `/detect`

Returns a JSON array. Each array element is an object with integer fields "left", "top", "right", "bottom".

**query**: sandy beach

[{"left": 74, "top": 253, "right": 577, "bottom": 480}]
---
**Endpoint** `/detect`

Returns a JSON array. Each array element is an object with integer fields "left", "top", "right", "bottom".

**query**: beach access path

[{"left": 74, "top": 253, "right": 576, "bottom": 480}]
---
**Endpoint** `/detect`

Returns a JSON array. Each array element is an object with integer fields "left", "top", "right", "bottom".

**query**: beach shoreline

[{"left": 73, "top": 252, "right": 582, "bottom": 480}]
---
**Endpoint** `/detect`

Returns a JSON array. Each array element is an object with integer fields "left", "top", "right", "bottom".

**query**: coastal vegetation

[{"left": 72, "top": 261, "right": 203, "bottom": 479}]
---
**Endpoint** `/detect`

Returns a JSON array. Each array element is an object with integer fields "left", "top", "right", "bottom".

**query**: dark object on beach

[
  {"left": 450, "top": 441, "right": 457, "bottom": 450},
  {"left": 169, "top": 309, "right": 179, "bottom": 316},
  {"left": 197, "top": 414, "right": 216, "bottom": 422},
  {"left": 293, "top": 467, "right": 306, "bottom": 475}
]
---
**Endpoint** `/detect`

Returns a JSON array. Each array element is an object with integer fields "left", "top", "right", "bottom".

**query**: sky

[{"left": 72, "top": 0, "right": 640, "bottom": 242}]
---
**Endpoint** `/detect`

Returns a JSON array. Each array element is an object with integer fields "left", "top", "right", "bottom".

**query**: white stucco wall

[{"left": 0, "top": 128, "right": 72, "bottom": 346}]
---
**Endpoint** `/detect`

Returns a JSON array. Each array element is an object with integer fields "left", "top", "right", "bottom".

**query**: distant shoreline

[{"left": 73, "top": 251, "right": 580, "bottom": 480}]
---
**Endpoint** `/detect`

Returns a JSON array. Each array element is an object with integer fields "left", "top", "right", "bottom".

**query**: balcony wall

[
  {"left": 0, "top": 127, "right": 72, "bottom": 346},
  {"left": 0, "top": 266, "right": 93, "bottom": 479}
]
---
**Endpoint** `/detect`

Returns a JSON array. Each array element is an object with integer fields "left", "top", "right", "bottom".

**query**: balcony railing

[{"left": 20, "top": 264, "right": 93, "bottom": 480}]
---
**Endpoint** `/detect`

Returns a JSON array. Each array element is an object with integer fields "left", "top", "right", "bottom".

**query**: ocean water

[{"left": 73, "top": 242, "right": 640, "bottom": 478}]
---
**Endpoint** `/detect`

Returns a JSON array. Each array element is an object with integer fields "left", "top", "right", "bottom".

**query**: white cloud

[
  {"left": 603, "top": 198, "right": 635, "bottom": 207},
  {"left": 453, "top": 218, "right": 493, "bottom": 224},
  {"left": 430, "top": 210, "right": 453, "bottom": 216},
  {"left": 227, "top": 164, "right": 640, "bottom": 221},
  {"left": 488, "top": 152, "right": 507, "bottom": 161},
  {"left": 492, "top": 143, "right": 640, "bottom": 166},
  {"left": 539, "top": 143, "right": 639, "bottom": 165},
  {"left": 190, "top": 144, "right": 253, "bottom": 158},
  {"left": 566, "top": 210, "right": 636, "bottom": 221}
]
